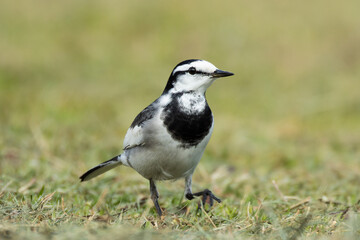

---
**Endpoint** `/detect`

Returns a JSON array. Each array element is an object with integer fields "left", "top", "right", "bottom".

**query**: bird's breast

[{"left": 160, "top": 92, "right": 213, "bottom": 148}]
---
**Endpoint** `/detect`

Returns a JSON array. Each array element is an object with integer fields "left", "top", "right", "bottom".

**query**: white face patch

[
  {"left": 172, "top": 73, "right": 215, "bottom": 94},
  {"left": 170, "top": 60, "right": 219, "bottom": 94},
  {"left": 178, "top": 92, "right": 206, "bottom": 114}
]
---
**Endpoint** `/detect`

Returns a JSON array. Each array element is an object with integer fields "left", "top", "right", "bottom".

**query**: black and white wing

[{"left": 123, "top": 102, "right": 157, "bottom": 150}]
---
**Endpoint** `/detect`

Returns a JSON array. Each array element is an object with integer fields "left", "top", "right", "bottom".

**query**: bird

[{"left": 79, "top": 59, "right": 234, "bottom": 216}]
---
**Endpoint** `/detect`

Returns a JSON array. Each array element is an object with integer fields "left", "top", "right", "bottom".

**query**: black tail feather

[{"left": 79, "top": 155, "right": 122, "bottom": 182}]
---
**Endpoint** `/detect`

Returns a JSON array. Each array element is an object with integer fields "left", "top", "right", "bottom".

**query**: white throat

[{"left": 177, "top": 92, "right": 206, "bottom": 114}]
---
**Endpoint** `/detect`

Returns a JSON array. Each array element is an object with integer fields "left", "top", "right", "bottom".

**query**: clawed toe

[{"left": 191, "top": 189, "right": 221, "bottom": 209}]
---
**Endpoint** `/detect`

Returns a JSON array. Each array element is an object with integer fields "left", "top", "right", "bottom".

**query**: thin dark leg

[
  {"left": 149, "top": 179, "right": 162, "bottom": 216},
  {"left": 184, "top": 176, "right": 221, "bottom": 209},
  {"left": 184, "top": 175, "right": 194, "bottom": 200}
]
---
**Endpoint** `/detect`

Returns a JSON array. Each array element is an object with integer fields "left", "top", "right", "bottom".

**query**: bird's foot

[{"left": 186, "top": 189, "right": 221, "bottom": 210}]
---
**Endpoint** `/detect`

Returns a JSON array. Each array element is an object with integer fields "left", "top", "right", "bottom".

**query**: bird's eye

[{"left": 188, "top": 67, "right": 196, "bottom": 75}]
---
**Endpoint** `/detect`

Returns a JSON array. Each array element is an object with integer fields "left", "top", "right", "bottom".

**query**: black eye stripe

[
  {"left": 172, "top": 66, "right": 212, "bottom": 77},
  {"left": 190, "top": 71, "right": 209, "bottom": 75},
  {"left": 175, "top": 71, "right": 210, "bottom": 76}
]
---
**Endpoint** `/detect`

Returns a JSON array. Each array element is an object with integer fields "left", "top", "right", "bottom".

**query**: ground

[{"left": 0, "top": 0, "right": 360, "bottom": 239}]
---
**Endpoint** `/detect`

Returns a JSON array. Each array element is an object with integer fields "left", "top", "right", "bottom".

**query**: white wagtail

[{"left": 80, "top": 59, "right": 234, "bottom": 216}]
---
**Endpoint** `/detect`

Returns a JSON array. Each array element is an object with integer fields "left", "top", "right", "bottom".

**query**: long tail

[{"left": 79, "top": 155, "right": 122, "bottom": 182}]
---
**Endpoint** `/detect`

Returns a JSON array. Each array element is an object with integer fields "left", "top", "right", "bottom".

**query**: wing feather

[{"left": 123, "top": 102, "right": 158, "bottom": 150}]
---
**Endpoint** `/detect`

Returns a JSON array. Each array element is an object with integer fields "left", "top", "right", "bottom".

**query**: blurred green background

[{"left": 0, "top": 0, "right": 359, "bottom": 238}]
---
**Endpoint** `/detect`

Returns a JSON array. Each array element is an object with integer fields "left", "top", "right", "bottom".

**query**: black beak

[{"left": 212, "top": 69, "right": 234, "bottom": 78}]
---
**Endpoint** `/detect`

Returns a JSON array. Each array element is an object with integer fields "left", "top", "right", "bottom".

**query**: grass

[{"left": 1, "top": 0, "right": 360, "bottom": 239}]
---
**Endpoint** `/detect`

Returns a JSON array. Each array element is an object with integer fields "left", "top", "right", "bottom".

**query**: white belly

[{"left": 121, "top": 116, "right": 213, "bottom": 180}]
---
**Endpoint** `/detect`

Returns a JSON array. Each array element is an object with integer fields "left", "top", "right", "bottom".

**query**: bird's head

[{"left": 163, "top": 59, "right": 234, "bottom": 94}]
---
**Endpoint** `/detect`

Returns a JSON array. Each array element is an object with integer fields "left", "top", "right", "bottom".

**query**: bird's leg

[
  {"left": 184, "top": 175, "right": 195, "bottom": 200},
  {"left": 149, "top": 179, "right": 162, "bottom": 216},
  {"left": 184, "top": 175, "right": 221, "bottom": 209}
]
